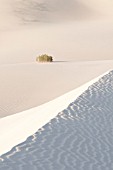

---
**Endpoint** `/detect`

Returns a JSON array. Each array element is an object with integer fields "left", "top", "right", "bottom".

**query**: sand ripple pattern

[
  {"left": 0, "top": 71, "right": 113, "bottom": 170},
  {"left": 13, "top": 0, "right": 92, "bottom": 23}
]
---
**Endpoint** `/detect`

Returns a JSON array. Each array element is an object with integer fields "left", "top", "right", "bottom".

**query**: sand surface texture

[
  {"left": 0, "top": 0, "right": 113, "bottom": 117},
  {"left": 0, "top": 0, "right": 113, "bottom": 64},
  {"left": 0, "top": 61, "right": 113, "bottom": 118},
  {"left": 0, "top": 71, "right": 113, "bottom": 170},
  {"left": 0, "top": 0, "right": 113, "bottom": 168}
]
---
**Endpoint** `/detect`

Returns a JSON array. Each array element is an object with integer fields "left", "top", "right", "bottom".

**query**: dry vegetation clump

[{"left": 36, "top": 54, "right": 53, "bottom": 62}]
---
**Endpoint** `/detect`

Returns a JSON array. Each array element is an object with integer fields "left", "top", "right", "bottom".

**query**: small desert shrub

[{"left": 36, "top": 54, "right": 53, "bottom": 62}]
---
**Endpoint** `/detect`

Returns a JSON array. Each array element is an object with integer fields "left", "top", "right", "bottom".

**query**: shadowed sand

[
  {"left": 0, "top": 1, "right": 113, "bottom": 168},
  {"left": 0, "top": 71, "right": 113, "bottom": 170}
]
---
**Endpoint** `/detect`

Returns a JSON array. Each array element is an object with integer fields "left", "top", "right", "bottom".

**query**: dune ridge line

[{"left": 0, "top": 70, "right": 111, "bottom": 156}]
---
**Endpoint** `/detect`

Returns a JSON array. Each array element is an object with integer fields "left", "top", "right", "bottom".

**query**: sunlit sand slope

[
  {"left": 0, "top": 61, "right": 113, "bottom": 118},
  {"left": 0, "top": 71, "right": 113, "bottom": 170}
]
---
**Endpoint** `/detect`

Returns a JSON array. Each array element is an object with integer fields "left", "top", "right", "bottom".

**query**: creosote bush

[{"left": 36, "top": 54, "right": 53, "bottom": 62}]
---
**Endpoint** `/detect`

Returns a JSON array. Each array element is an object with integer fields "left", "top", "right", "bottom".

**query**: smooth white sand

[
  {"left": 0, "top": 0, "right": 113, "bottom": 156},
  {"left": 0, "top": 70, "right": 110, "bottom": 156},
  {"left": 0, "top": 20, "right": 113, "bottom": 64},
  {"left": 0, "top": 61, "right": 113, "bottom": 118},
  {"left": 0, "top": 0, "right": 113, "bottom": 64}
]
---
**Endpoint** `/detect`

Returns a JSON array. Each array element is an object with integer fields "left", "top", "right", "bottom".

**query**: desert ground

[
  {"left": 0, "top": 0, "right": 113, "bottom": 168},
  {"left": 0, "top": 0, "right": 113, "bottom": 118}
]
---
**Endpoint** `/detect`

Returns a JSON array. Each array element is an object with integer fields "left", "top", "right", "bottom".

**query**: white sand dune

[
  {"left": 0, "top": 1, "right": 112, "bottom": 119},
  {"left": 0, "top": 70, "right": 111, "bottom": 156},
  {"left": 0, "top": 20, "right": 113, "bottom": 64},
  {"left": 0, "top": 71, "right": 113, "bottom": 169},
  {"left": 0, "top": 61, "right": 113, "bottom": 118},
  {"left": 0, "top": 0, "right": 113, "bottom": 162},
  {"left": 0, "top": 0, "right": 113, "bottom": 64},
  {"left": 1, "top": 70, "right": 113, "bottom": 170},
  {"left": 0, "top": 0, "right": 113, "bottom": 26}
]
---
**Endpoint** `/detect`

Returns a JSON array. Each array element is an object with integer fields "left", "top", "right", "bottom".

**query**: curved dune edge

[{"left": 0, "top": 70, "right": 111, "bottom": 156}]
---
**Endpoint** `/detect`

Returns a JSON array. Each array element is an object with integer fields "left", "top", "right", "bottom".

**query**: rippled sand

[
  {"left": 0, "top": 71, "right": 113, "bottom": 170},
  {"left": 0, "top": 1, "right": 113, "bottom": 168}
]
